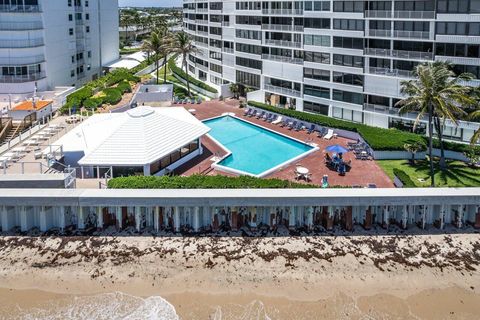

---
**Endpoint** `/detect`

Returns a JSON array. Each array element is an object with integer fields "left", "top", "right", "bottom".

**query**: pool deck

[{"left": 174, "top": 99, "right": 394, "bottom": 188}]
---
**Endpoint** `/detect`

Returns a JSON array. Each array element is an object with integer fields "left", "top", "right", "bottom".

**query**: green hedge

[
  {"left": 393, "top": 168, "right": 416, "bottom": 187},
  {"left": 247, "top": 101, "right": 475, "bottom": 153},
  {"left": 168, "top": 58, "right": 218, "bottom": 94},
  {"left": 116, "top": 80, "right": 132, "bottom": 93},
  {"left": 108, "top": 175, "right": 318, "bottom": 189},
  {"left": 83, "top": 97, "right": 103, "bottom": 110},
  {"left": 102, "top": 88, "right": 123, "bottom": 105},
  {"left": 248, "top": 101, "right": 424, "bottom": 151}
]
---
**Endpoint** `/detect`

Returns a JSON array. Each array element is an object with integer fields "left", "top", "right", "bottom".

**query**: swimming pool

[{"left": 203, "top": 115, "right": 317, "bottom": 177}]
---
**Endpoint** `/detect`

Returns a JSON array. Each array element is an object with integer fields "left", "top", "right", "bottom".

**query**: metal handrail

[
  {"left": 261, "top": 54, "right": 303, "bottom": 65},
  {"left": 364, "top": 48, "right": 433, "bottom": 60},
  {"left": 264, "top": 84, "right": 302, "bottom": 98}
]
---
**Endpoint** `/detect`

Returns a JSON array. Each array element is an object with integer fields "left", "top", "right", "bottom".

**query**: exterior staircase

[{"left": 3, "top": 122, "right": 22, "bottom": 142}]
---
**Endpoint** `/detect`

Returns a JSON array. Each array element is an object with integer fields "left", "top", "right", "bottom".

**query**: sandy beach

[{"left": 0, "top": 230, "right": 479, "bottom": 319}]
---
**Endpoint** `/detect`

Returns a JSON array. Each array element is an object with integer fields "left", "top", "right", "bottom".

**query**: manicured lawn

[{"left": 377, "top": 159, "right": 480, "bottom": 187}]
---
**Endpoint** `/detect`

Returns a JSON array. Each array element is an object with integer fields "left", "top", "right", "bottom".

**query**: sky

[{"left": 119, "top": 0, "right": 182, "bottom": 8}]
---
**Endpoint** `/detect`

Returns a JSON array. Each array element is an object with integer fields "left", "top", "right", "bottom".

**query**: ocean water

[
  {"left": 17, "top": 292, "right": 179, "bottom": 320},
  {"left": 10, "top": 293, "right": 273, "bottom": 320},
  {"left": 204, "top": 116, "right": 313, "bottom": 176}
]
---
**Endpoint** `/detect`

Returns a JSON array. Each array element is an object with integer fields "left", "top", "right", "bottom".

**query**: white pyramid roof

[{"left": 55, "top": 106, "right": 210, "bottom": 166}]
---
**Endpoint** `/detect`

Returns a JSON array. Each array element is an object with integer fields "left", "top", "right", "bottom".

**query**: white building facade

[
  {"left": 183, "top": 0, "right": 480, "bottom": 143},
  {"left": 0, "top": 0, "right": 119, "bottom": 95}
]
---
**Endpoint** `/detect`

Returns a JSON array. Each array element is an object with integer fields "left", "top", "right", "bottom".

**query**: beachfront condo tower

[
  {"left": 0, "top": 0, "right": 119, "bottom": 94},
  {"left": 182, "top": 0, "right": 480, "bottom": 143}
]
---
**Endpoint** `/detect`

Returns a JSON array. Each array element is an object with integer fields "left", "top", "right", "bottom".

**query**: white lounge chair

[
  {"left": 271, "top": 116, "right": 283, "bottom": 125},
  {"left": 324, "top": 129, "right": 334, "bottom": 140}
]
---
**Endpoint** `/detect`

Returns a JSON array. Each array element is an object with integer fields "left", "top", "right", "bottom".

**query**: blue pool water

[{"left": 203, "top": 116, "right": 314, "bottom": 176}]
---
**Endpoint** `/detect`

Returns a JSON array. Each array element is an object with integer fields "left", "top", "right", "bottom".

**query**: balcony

[
  {"left": 0, "top": 38, "right": 44, "bottom": 48},
  {"left": 365, "top": 10, "right": 392, "bottom": 18},
  {"left": 261, "top": 24, "right": 303, "bottom": 32},
  {"left": 221, "top": 21, "right": 230, "bottom": 27},
  {"left": 393, "top": 30, "right": 430, "bottom": 40},
  {"left": 0, "top": 21, "right": 43, "bottom": 31},
  {"left": 0, "top": 55, "right": 45, "bottom": 66},
  {"left": 364, "top": 48, "right": 434, "bottom": 61},
  {"left": 196, "top": 8, "right": 208, "bottom": 12},
  {"left": 363, "top": 103, "right": 424, "bottom": 121},
  {"left": 264, "top": 39, "right": 302, "bottom": 48},
  {"left": 366, "top": 29, "right": 392, "bottom": 38},
  {"left": 222, "top": 47, "right": 234, "bottom": 54},
  {"left": 196, "top": 30, "right": 208, "bottom": 36},
  {"left": 0, "top": 4, "right": 41, "bottom": 12},
  {"left": 195, "top": 19, "right": 209, "bottom": 25},
  {"left": 0, "top": 71, "right": 46, "bottom": 83},
  {"left": 368, "top": 67, "right": 414, "bottom": 78},
  {"left": 262, "top": 54, "right": 303, "bottom": 65},
  {"left": 264, "top": 83, "right": 302, "bottom": 98},
  {"left": 394, "top": 11, "right": 435, "bottom": 19},
  {"left": 74, "top": 6, "right": 83, "bottom": 12},
  {"left": 261, "top": 9, "right": 303, "bottom": 15}
]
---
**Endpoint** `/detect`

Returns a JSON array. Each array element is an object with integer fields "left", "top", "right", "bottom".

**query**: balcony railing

[
  {"left": 393, "top": 30, "right": 430, "bottom": 40},
  {"left": 264, "top": 39, "right": 302, "bottom": 48},
  {"left": 365, "top": 10, "right": 392, "bottom": 18},
  {"left": 221, "top": 21, "right": 230, "bottom": 27},
  {"left": 74, "top": 5, "right": 83, "bottom": 12},
  {"left": 365, "top": 10, "right": 435, "bottom": 19},
  {"left": 363, "top": 104, "right": 424, "bottom": 121},
  {"left": 0, "top": 55, "right": 45, "bottom": 66},
  {"left": 364, "top": 48, "right": 434, "bottom": 61},
  {"left": 261, "top": 24, "right": 304, "bottom": 32},
  {"left": 196, "top": 8, "right": 208, "bottom": 12},
  {"left": 394, "top": 10, "right": 435, "bottom": 19},
  {"left": 264, "top": 83, "right": 302, "bottom": 98},
  {"left": 195, "top": 19, "right": 209, "bottom": 25},
  {"left": 0, "top": 72, "right": 46, "bottom": 83},
  {"left": 0, "top": 38, "right": 44, "bottom": 48},
  {"left": 368, "top": 67, "right": 414, "bottom": 78},
  {"left": 0, "top": 21, "right": 43, "bottom": 30},
  {"left": 196, "top": 30, "right": 208, "bottom": 36},
  {"left": 366, "top": 29, "right": 392, "bottom": 37},
  {"left": 261, "top": 9, "right": 303, "bottom": 15},
  {"left": 262, "top": 54, "right": 303, "bottom": 65},
  {"left": 223, "top": 47, "right": 234, "bottom": 54},
  {"left": 0, "top": 4, "right": 41, "bottom": 12}
]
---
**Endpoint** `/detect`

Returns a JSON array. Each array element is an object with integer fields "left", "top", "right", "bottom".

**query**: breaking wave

[{"left": 18, "top": 292, "right": 179, "bottom": 320}]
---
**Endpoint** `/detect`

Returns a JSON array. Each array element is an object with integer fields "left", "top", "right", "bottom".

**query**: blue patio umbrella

[{"left": 325, "top": 144, "right": 349, "bottom": 154}]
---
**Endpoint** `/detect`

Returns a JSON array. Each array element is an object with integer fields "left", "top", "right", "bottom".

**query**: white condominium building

[
  {"left": 183, "top": 0, "right": 480, "bottom": 143},
  {"left": 0, "top": 0, "right": 119, "bottom": 95}
]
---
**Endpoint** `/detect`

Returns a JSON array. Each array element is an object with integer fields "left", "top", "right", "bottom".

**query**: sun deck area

[{"left": 0, "top": 99, "right": 394, "bottom": 188}]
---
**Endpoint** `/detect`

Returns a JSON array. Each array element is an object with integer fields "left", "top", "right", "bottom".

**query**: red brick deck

[{"left": 173, "top": 99, "right": 394, "bottom": 188}]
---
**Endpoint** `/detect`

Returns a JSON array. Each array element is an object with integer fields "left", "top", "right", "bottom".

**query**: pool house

[{"left": 48, "top": 106, "right": 210, "bottom": 178}]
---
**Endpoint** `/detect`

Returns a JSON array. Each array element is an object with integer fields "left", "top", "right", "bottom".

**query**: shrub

[
  {"left": 173, "top": 84, "right": 189, "bottom": 98},
  {"left": 393, "top": 168, "right": 416, "bottom": 187},
  {"left": 83, "top": 97, "right": 103, "bottom": 110},
  {"left": 248, "top": 101, "right": 470, "bottom": 153},
  {"left": 168, "top": 57, "right": 218, "bottom": 94},
  {"left": 102, "top": 88, "right": 123, "bottom": 105},
  {"left": 116, "top": 80, "right": 132, "bottom": 93},
  {"left": 108, "top": 175, "right": 319, "bottom": 189}
]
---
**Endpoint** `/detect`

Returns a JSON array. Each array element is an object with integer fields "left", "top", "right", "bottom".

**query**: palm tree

[
  {"left": 142, "top": 30, "right": 162, "bottom": 84},
  {"left": 468, "top": 87, "right": 480, "bottom": 145},
  {"left": 172, "top": 32, "right": 198, "bottom": 97},
  {"left": 404, "top": 141, "right": 426, "bottom": 165},
  {"left": 396, "top": 61, "right": 474, "bottom": 186}
]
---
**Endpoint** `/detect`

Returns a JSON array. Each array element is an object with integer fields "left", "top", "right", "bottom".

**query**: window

[
  {"left": 436, "top": 22, "right": 480, "bottom": 35},
  {"left": 210, "top": 63, "right": 222, "bottom": 73},
  {"left": 86, "top": 26, "right": 90, "bottom": 33},
  {"left": 236, "top": 70, "right": 260, "bottom": 88},
  {"left": 236, "top": 57, "right": 262, "bottom": 69},
  {"left": 69, "top": 28, "right": 74, "bottom": 35},
  {"left": 333, "top": 54, "right": 364, "bottom": 68},
  {"left": 304, "top": 101, "right": 329, "bottom": 115},
  {"left": 333, "top": 37, "right": 364, "bottom": 49},
  {"left": 304, "top": 18, "right": 330, "bottom": 29},
  {"left": 236, "top": 29, "right": 261, "bottom": 40},
  {"left": 68, "top": 14, "right": 73, "bottom": 21},
  {"left": 332, "top": 107, "right": 363, "bottom": 122},
  {"left": 304, "top": 84, "right": 330, "bottom": 98},
  {"left": 304, "top": 51, "right": 330, "bottom": 64},
  {"left": 235, "top": 43, "right": 262, "bottom": 55},
  {"left": 305, "top": 1, "right": 330, "bottom": 11},
  {"left": 332, "top": 89, "right": 364, "bottom": 104},
  {"left": 333, "top": 72, "right": 364, "bottom": 86},
  {"left": 333, "top": 19, "right": 364, "bottom": 31},
  {"left": 333, "top": 1, "right": 364, "bottom": 12},
  {"left": 71, "top": 70, "right": 75, "bottom": 77},
  {"left": 437, "top": 0, "right": 476, "bottom": 13},
  {"left": 304, "top": 68, "right": 330, "bottom": 81},
  {"left": 304, "top": 34, "right": 330, "bottom": 47},
  {"left": 68, "top": 0, "right": 72, "bottom": 6}
]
